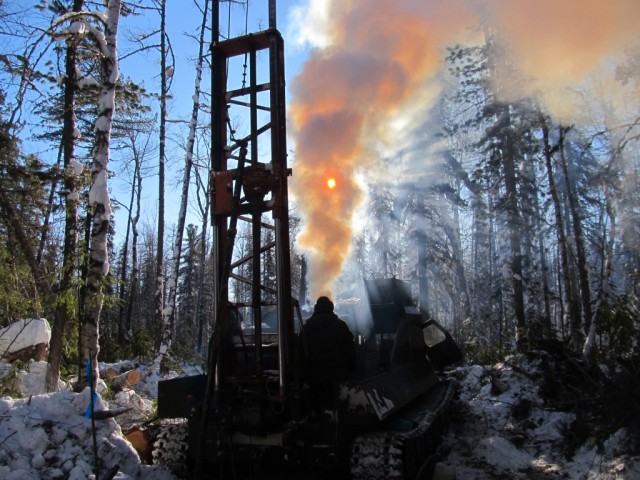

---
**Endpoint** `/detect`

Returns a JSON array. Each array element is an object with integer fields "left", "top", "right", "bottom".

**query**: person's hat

[{"left": 314, "top": 296, "right": 334, "bottom": 313}]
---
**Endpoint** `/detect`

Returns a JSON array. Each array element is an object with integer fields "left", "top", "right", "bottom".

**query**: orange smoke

[
  {"left": 289, "top": 0, "right": 475, "bottom": 299},
  {"left": 289, "top": 0, "right": 640, "bottom": 300},
  {"left": 480, "top": 0, "right": 640, "bottom": 122}
]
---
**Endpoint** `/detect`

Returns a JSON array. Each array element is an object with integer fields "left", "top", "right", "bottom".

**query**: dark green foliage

[
  {"left": 176, "top": 224, "right": 200, "bottom": 348},
  {"left": 129, "top": 327, "right": 154, "bottom": 361},
  {"left": 597, "top": 294, "right": 640, "bottom": 360},
  {"left": 0, "top": 92, "right": 49, "bottom": 323},
  {"left": 98, "top": 314, "right": 124, "bottom": 363},
  {"left": 0, "top": 238, "right": 41, "bottom": 325}
]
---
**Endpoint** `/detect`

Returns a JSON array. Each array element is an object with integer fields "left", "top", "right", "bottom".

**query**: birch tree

[
  {"left": 77, "top": 0, "right": 122, "bottom": 389},
  {"left": 163, "top": 0, "right": 209, "bottom": 348}
]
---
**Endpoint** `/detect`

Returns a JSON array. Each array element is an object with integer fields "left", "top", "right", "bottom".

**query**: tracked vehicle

[
  {"left": 157, "top": 278, "right": 461, "bottom": 479},
  {"left": 155, "top": 2, "right": 462, "bottom": 478}
]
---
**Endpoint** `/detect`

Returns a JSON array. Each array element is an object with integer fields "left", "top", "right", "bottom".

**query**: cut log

[
  {"left": 125, "top": 426, "right": 152, "bottom": 464},
  {"left": 110, "top": 369, "right": 141, "bottom": 392}
]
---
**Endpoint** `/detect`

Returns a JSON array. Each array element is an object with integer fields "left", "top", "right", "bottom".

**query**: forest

[{"left": 0, "top": 0, "right": 639, "bottom": 394}]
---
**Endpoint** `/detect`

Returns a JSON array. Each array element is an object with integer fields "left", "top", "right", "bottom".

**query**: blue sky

[{"left": 109, "top": 0, "right": 316, "bottom": 243}]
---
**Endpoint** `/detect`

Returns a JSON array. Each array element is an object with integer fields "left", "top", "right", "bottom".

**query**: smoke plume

[
  {"left": 480, "top": 0, "right": 640, "bottom": 122},
  {"left": 288, "top": 0, "right": 640, "bottom": 300}
]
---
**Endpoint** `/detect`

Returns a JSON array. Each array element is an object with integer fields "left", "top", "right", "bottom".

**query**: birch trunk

[
  {"left": 79, "top": 0, "right": 121, "bottom": 389},
  {"left": 164, "top": 0, "right": 209, "bottom": 343}
]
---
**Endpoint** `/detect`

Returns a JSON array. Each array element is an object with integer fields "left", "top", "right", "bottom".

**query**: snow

[
  {"left": 0, "top": 319, "right": 51, "bottom": 357},
  {"left": 473, "top": 436, "right": 533, "bottom": 470},
  {"left": 66, "top": 21, "right": 87, "bottom": 36},
  {"left": 88, "top": 169, "right": 113, "bottom": 220},
  {"left": 0, "top": 387, "right": 176, "bottom": 480},
  {"left": 439, "top": 353, "right": 640, "bottom": 479},
  {"left": 68, "top": 158, "right": 84, "bottom": 176},
  {"left": 0, "top": 352, "right": 637, "bottom": 479},
  {"left": 0, "top": 360, "right": 189, "bottom": 480}
]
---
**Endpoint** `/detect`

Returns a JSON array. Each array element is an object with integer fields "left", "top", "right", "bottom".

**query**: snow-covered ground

[
  {"left": 439, "top": 352, "right": 640, "bottom": 479},
  {"left": 0, "top": 360, "right": 187, "bottom": 480},
  {"left": 0, "top": 351, "right": 638, "bottom": 479}
]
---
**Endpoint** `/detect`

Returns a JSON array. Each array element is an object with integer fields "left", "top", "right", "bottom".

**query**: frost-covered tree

[{"left": 74, "top": 0, "right": 122, "bottom": 389}]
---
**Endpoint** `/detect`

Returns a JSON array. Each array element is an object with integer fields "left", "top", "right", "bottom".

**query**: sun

[{"left": 327, "top": 177, "right": 337, "bottom": 189}]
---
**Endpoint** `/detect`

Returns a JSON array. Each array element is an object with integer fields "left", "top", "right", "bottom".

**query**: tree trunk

[
  {"left": 109, "top": 369, "right": 141, "bottom": 392},
  {"left": 79, "top": 0, "right": 121, "bottom": 389},
  {"left": 126, "top": 147, "right": 143, "bottom": 333},
  {"left": 0, "top": 190, "right": 49, "bottom": 296},
  {"left": 442, "top": 198, "right": 471, "bottom": 335},
  {"left": 558, "top": 128, "right": 593, "bottom": 345},
  {"left": 415, "top": 195, "right": 430, "bottom": 315},
  {"left": 164, "top": 0, "right": 208, "bottom": 344},
  {"left": 155, "top": 0, "right": 167, "bottom": 354},
  {"left": 117, "top": 163, "right": 136, "bottom": 343},
  {"left": 584, "top": 188, "right": 615, "bottom": 360},
  {"left": 540, "top": 118, "right": 580, "bottom": 345},
  {"left": 46, "top": 0, "right": 84, "bottom": 393},
  {"left": 37, "top": 141, "right": 63, "bottom": 265},
  {"left": 499, "top": 115, "right": 527, "bottom": 350},
  {"left": 298, "top": 254, "right": 308, "bottom": 308},
  {"left": 193, "top": 163, "right": 211, "bottom": 355}
]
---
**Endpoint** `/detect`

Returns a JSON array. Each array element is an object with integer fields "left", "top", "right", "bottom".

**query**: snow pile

[
  {"left": 0, "top": 318, "right": 50, "bottom": 359},
  {"left": 110, "top": 389, "right": 156, "bottom": 428},
  {"left": 0, "top": 388, "right": 177, "bottom": 480},
  {"left": 0, "top": 358, "right": 193, "bottom": 480},
  {"left": 439, "top": 352, "right": 640, "bottom": 479},
  {"left": 0, "top": 361, "right": 64, "bottom": 397}
]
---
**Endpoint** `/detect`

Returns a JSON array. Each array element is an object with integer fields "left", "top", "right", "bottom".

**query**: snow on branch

[{"left": 49, "top": 10, "right": 111, "bottom": 59}]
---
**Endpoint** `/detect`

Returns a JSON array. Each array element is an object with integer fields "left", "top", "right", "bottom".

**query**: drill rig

[{"left": 154, "top": 1, "right": 461, "bottom": 478}]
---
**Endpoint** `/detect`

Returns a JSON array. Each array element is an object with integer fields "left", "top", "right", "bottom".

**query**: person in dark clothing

[{"left": 302, "top": 296, "right": 356, "bottom": 411}]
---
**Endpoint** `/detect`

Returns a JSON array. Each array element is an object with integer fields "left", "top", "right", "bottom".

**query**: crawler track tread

[{"left": 350, "top": 379, "right": 457, "bottom": 480}]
